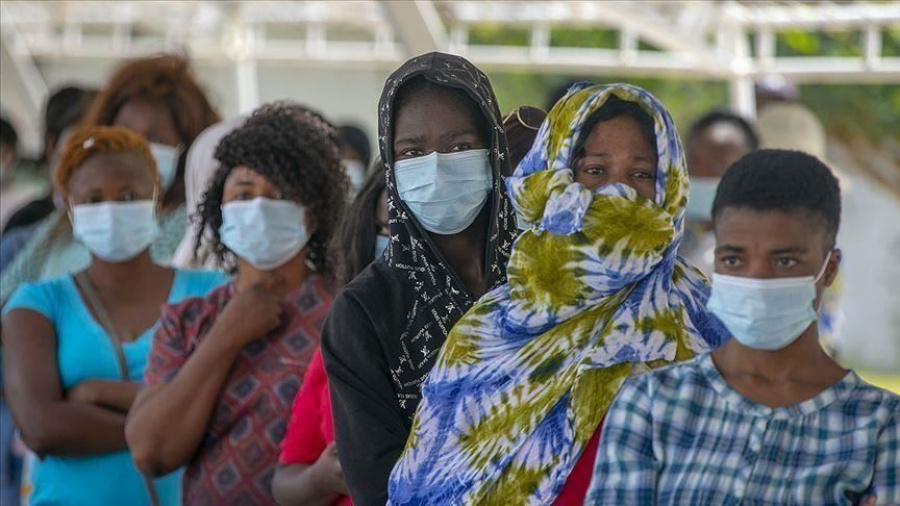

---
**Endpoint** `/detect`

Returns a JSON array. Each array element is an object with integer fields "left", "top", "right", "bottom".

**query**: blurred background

[{"left": 1, "top": 0, "right": 898, "bottom": 385}]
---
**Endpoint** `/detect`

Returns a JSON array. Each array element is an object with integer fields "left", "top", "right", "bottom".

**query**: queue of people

[{"left": 0, "top": 50, "right": 896, "bottom": 506}]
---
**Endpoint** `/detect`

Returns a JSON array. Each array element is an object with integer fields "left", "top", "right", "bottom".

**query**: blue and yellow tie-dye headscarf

[{"left": 388, "top": 83, "right": 729, "bottom": 505}]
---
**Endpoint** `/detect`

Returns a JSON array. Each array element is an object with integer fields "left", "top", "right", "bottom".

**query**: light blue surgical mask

[
  {"left": 150, "top": 142, "right": 182, "bottom": 192},
  {"left": 395, "top": 149, "right": 493, "bottom": 235},
  {"left": 375, "top": 234, "right": 390, "bottom": 259},
  {"left": 707, "top": 251, "right": 832, "bottom": 351},
  {"left": 343, "top": 159, "right": 367, "bottom": 197},
  {"left": 220, "top": 197, "right": 309, "bottom": 271},
  {"left": 685, "top": 177, "right": 720, "bottom": 221},
  {"left": 72, "top": 200, "right": 159, "bottom": 262}
]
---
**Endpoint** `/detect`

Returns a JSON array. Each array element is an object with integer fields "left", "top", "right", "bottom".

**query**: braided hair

[{"left": 195, "top": 102, "right": 347, "bottom": 277}]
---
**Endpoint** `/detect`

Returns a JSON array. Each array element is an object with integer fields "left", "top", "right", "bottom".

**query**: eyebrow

[
  {"left": 441, "top": 128, "right": 479, "bottom": 142},
  {"left": 581, "top": 152, "right": 655, "bottom": 164},
  {"left": 714, "top": 245, "right": 809, "bottom": 254},
  {"left": 394, "top": 134, "right": 427, "bottom": 148}
]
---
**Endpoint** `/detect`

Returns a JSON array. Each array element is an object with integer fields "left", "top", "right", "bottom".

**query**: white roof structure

[{"left": 2, "top": 0, "right": 898, "bottom": 117}]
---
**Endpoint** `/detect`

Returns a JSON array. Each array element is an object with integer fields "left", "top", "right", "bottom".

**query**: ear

[
  {"left": 304, "top": 212, "right": 319, "bottom": 236},
  {"left": 823, "top": 248, "right": 842, "bottom": 288}
]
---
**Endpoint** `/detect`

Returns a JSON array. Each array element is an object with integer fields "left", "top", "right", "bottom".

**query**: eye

[
  {"left": 582, "top": 165, "right": 606, "bottom": 177},
  {"left": 631, "top": 170, "right": 654, "bottom": 180},
  {"left": 400, "top": 149, "right": 424, "bottom": 158},
  {"left": 236, "top": 191, "right": 254, "bottom": 201},
  {"left": 775, "top": 257, "right": 799, "bottom": 268},
  {"left": 87, "top": 196, "right": 104, "bottom": 204},
  {"left": 449, "top": 143, "right": 473, "bottom": 152},
  {"left": 721, "top": 256, "right": 743, "bottom": 267}
]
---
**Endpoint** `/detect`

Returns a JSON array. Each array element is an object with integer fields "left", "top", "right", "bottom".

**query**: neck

[
  {"left": 714, "top": 324, "right": 844, "bottom": 382},
  {"left": 86, "top": 251, "right": 161, "bottom": 289},
  {"left": 235, "top": 251, "right": 311, "bottom": 296},
  {"left": 429, "top": 208, "right": 488, "bottom": 297}
]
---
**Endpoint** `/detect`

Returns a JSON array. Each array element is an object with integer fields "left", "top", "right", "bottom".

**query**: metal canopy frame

[{"left": 2, "top": 0, "right": 898, "bottom": 117}]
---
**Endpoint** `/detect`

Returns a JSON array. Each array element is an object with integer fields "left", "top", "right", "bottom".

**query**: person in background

[
  {"left": 322, "top": 52, "right": 518, "bottom": 505},
  {"left": 587, "top": 150, "right": 898, "bottom": 505},
  {"left": 0, "top": 118, "right": 46, "bottom": 232},
  {"left": 338, "top": 124, "right": 372, "bottom": 196},
  {"left": 333, "top": 159, "right": 388, "bottom": 285},
  {"left": 1, "top": 126, "right": 227, "bottom": 505},
  {"left": 3, "top": 87, "right": 98, "bottom": 236},
  {"left": 0, "top": 54, "right": 219, "bottom": 307},
  {"left": 502, "top": 105, "right": 546, "bottom": 177},
  {"left": 681, "top": 111, "right": 759, "bottom": 274},
  {"left": 170, "top": 117, "right": 244, "bottom": 271},
  {"left": 388, "top": 83, "right": 728, "bottom": 505},
  {"left": 126, "top": 103, "right": 346, "bottom": 505}
]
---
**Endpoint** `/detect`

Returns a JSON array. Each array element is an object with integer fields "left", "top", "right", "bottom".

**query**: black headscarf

[{"left": 377, "top": 52, "right": 518, "bottom": 415}]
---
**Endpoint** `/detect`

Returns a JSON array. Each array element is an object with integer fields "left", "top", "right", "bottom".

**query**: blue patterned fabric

[
  {"left": 388, "top": 83, "right": 729, "bottom": 505},
  {"left": 587, "top": 354, "right": 900, "bottom": 505}
]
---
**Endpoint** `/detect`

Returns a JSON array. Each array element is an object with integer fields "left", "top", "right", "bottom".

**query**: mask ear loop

[
  {"left": 814, "top": 250, "right": 833, "bottom": 284},
  {"left": 814, "top": 250, "right": 834, "bottom": 313}
]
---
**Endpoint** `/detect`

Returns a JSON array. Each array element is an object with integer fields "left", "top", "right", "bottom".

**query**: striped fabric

[{"left": 587, "top": 354, "right": 900, "bottom": 505}]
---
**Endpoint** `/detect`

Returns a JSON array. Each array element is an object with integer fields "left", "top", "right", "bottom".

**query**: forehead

[
  {"left": 112, "top": 98, "right": 173, "bottom": 131},
  {"left": 691, "top": 122, "right": 748, "bottom": 148},
  {"left": 582, "top": 115, "right": 654, "bottom": 152},
  {"left": 393, "top": 86, "right": 480, "bottom": 131},
  {"left": 68, "top": 152, "right": 153, "bottom": 188},
  {"left": 714, "top": 207, "right": 830, "bottom": 247}
]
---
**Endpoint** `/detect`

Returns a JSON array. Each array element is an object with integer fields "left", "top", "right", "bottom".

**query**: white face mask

[
  {"left": 707, "top": 251, "right": 832, "bottom": 351},
  {"left": 219, "top": 197, "right": 310, "bottom": 271},
  {"left": 686, "top": 177, "right": 720, "bottom": 222},
  {"left": 72, "top": 200, "right": 159, "bottom": 262},
  {"left": 150, "top": 143, "right": 182, "bottom": 193},
  {"left": 342, "top": 160, "right": 367, "bottom": 195},
  {"left": 395, "top": 149, "right": 493, "bottom": 235}
]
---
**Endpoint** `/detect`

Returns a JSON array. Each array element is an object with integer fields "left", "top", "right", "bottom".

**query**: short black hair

[
  {"left": 45, "top": 86, "right": 97, "bottom": 152},
  {"left": 196, "top": 101, "right": 347, "bottom": 277},
  {"left": 712, "top": 149, "right": 841, "bottom": 244},
  {"left": 575, "top": 96, "right": 657, "bottom": 159},
  {"left": 393, "top": 76, "right": 490, "bottom": 146},
  {"left": 0, "top": 117, "right": 17, "bottom": 148},
  {"left": 689, "top": 110, "right": 760, "bottom": 150},
  {"left": 338, "top": 124, "right": 372, "bottom": 168}
]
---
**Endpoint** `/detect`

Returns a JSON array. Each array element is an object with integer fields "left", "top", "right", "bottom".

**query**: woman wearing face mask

[
  {"left": 334, "top": 160, "right": 389, "bottom": 285},
  {"left": 125, "top": 103, "right": 346, "bottom": 505},
  {"left": 322, "top": 52, "right": 518, "bottom": 505},
  {"left": 387, "top": 83, "right": 728, "bottom": 505},
  {"left": 269, "top": 159, "right": 388, "bottom": 506},
  {"left": 170, "top": 117, "right": 245, "bottom": 271},
  {"left": 0, "top": 127, "right": 227, "bottom": 505},
  {"left": 588, "top": 150, "right": 898, "bottom": 505},
  {"left": 0, "top": 54, "right": 218, "bottom": 307}
]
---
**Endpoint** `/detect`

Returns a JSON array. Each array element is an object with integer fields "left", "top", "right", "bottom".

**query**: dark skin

[
  {"left": 393, "top": 88, "right": 490, "bottom": 298},
  {"left": 1, "top": 151, "right": 175, "bottom": 457},
  {"left": 113, "top": 97, "right": 185, "bottom": 213},
  {"left": 710, "top": 208, "right": 846, "bottom": 409},
  {"left": 574, "top": 115, "right": 657, "bottom": 200},
  {"left": 686, "top": 122, "right": 751, "bottom": 180},
  {"left": 126, "top": 167, "right": 328, "bottom": 484},
  {"left": 376, "top": 188, "right": 389, "bottom": 237}
]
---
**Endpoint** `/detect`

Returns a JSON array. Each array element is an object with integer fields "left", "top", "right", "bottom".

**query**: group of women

[{"left": 0, "top": 49, "right": 896, "bottom": 506}]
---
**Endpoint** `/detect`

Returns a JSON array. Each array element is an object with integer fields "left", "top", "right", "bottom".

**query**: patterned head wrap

[
  {"left": 377, "top": 52, "right": 519, "bottom": 419},
  {"left": 388, "top": 83, "right": 729, "bottom": 505}
]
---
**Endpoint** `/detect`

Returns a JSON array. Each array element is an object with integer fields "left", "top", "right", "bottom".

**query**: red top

[
  {"left": 280, "top": 349, "right": 352, "bottom": 506},
  {"left": 145, "top": 277, "right": 332, "bottom": 505},
  {"left": 553, "top": 421, "right": 603, "bottom": 506}
]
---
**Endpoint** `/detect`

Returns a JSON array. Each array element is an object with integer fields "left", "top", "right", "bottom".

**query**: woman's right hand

[
  {"left": 213, "top": 275, "right": 286, "bottom": 349},
  {"left": 314, "top": 442, "right": 349, "bottom": 496}
]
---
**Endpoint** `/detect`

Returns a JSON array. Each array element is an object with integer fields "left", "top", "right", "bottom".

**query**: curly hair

[
  {"left": 54, "top": 126, "right": 158, "bottom": 194},
  {"left": 333, "top": 159, "right": 387, "bottom": 284},
  {"left": 195, "top": 102, "right": 347, "bottom": 277},
  {"left": 84, "top": 54, "right": 219, "bottom": 150}
]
